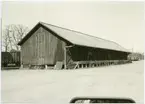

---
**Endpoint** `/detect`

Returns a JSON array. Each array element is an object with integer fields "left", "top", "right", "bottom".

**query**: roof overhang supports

[{"left": 64, "top": 45, "right": 75, "bottom": 69}]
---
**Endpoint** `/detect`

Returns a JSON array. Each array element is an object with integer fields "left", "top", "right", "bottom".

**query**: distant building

[
  {"left": 128, "top": 52, "right": 144, "bottom": 61},
  {"left": 18, "top": 22, "right": 130, "bottom": 69},
  {"left": 1, "top": 51, "right": 21, "bottom": 68}
]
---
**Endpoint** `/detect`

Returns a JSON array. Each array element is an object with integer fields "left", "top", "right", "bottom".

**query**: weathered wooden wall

[{"left": 21, "top": 26, "right": 66, "bottom": 66}]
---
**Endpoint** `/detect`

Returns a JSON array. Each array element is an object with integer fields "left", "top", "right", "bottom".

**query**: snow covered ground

[{"left": 1, "top": 61, "right": 144, "bottom": 104}]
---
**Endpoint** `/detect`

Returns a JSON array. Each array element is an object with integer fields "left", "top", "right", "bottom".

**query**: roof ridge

[
  {"left": 18, "top": 21, "right": 128, "bottom": 52},
  {"left": 40, "top": 21, "right": 123, "bottom": 47}
]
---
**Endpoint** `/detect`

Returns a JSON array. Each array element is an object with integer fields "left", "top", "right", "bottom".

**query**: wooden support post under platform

[
  {"left": 81, "top": 64, "right": 84, "bottom": 68},
  {"left": 64, "top": 47, "right": 67, "bottom": 69},
  {"left": 67, "top": 60, "right": 130, "bottom": 69},
  {"left": 20, "top": 64, "right": 23, "bottom": 69},
  {"left": 45, "top": 65, "right": 48, "bottom": 69}
]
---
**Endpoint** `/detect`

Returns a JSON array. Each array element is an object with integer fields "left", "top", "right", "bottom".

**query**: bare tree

[
  {"left": 12, "top": 24, "right": 29, "bottom": 50},
  {"left": 2, "top": 24, "right": 29, "bottom": 51},
  {"left": 2, "top": 29, "right": 10, "bottom": 52},
  {"left": 2, "top": 25, "right": 13, "bottom": 52}
]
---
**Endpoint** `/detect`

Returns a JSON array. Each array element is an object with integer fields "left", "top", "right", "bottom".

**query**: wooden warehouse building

[{"left": 18, "top": 22, "right": 130, "bottom": 69}]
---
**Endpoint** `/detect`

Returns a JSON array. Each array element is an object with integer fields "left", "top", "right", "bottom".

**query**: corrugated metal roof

[{"left": 18, "top": 22, "right": 130, "bottom": 52}]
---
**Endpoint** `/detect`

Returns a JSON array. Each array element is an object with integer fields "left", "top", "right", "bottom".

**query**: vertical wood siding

[{"left": 21, "top": 26, "right": 66, "bottom": 66}]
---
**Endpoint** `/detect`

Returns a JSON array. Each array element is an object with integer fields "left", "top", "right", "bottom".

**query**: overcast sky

[{"left": 2, "top": 1, "right": 144, "bottom": 52}]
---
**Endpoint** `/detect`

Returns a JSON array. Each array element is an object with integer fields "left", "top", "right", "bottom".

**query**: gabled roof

[{"left": 18, "top": 22, "right": 130, "bottom": 52}]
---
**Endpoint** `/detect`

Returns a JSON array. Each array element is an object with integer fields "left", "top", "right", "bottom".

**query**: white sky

[{"left": 2, "top": 1, "right": 144, "bottom": 52}]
